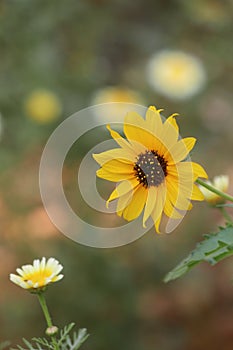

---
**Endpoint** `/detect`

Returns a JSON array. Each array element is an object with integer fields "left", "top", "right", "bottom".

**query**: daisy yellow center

[
  {"left": 23, "top": 269, "right": 53, "bottom": 285},
  {"left": 134, "top": 150, "right": 167, "bottom": 188}
]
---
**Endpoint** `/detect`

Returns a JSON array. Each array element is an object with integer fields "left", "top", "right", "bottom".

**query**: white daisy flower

[
  {"left": 10, "top": 257, "right": 63, "bottom": 291},
  {"left": 146, "top": 50, "right": 206, "bottom": 100}
]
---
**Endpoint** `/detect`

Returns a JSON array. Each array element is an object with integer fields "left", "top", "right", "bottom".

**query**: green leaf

[
  {"left": 57, "top": 323, "right": 75, "bottom": 346},
  {"left": 11, "top": 337, "right": 44, "bottom": 350},
  {"left": 164, "top": 224, "right": 233, "bottom": 283},
  {"left": 58, "top": 325, "right": 89, "bottom": 350},
  {"left": 31, "top": 337, "right": 52, "bottom": 349}
]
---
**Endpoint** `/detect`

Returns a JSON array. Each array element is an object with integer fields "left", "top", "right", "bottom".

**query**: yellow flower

[
  {"left": 199, "top": 175, "right": 229, "bottom": 204},
  {"left": 24, "top": 89, "right": 61, "bottom": 124},
  {"left": 93, "top": 106, "right": 208, "bottom": 233},
  {"left": 146, "top": 50, "right": 206, "bottom": 99},
  {"left": 91, "top": 86, "right": 144, "bottom": 123},
  {"left": 92, "top": 86, "right": 143, "bottom": 104},
  {"left": 10, "top": 257, "right": 63, "bottom": 291}
]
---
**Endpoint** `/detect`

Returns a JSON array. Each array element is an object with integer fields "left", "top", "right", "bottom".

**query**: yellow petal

[
  {"left": 159, "top": 114, "right": 179, "bottom": 148},
  {"left": 190, "top": 184, "right": 205, "bottom": 201},
  {"left": 106, "top": 125, "right": 137, "bottom": 157},
  {"left": 98, "top": 159, "right": 134, "bottom": 174},
  {"left": 145, "top": 106, "right": 163, "bottom": 135},
  {"left": 166, "top": 178, "right": 192, "bottom": 210},
  {"left": 124, "top": 111, "right": 146, "bottom": 127},
  {"left": 164, "top": 197, "right": 183, "bottom": 219},
  {"left": 167, "top": 113, "right": 179, "bottom": 131},
  {"left": 128, "top": 139, "right": 148, "bottom": 155},
  {"left": 106, "top": 179, "right": 139, "bottom": 207},
  {"left": 154, "top": 215, "right": 162, "bottom": 234},
  {"left": 142, "top": 186, "right": 157, "bottom": 227},
  {"left": 171, "top": 162, "right": 208, "bottom": 183},
  {"left": 93, "top": 148, "right": 135, "bottom": 166},
  {"left": 96, "top": 168, "right": 135, "bottom": 182},
  {"left": 170, "top": 162, "right": 195, "bottom": 182},
  {"left": 152, "top": 113, "right": 180, "bottom": 156},
  {"left": 191, "top": 162, "right": 208, "bottom": 179},
  {"left": 124, "top": 108, "right": 177, "bottom": 159},
  {"left": 167, "top": 137, "right": 196, "bottom": 163},
  {"left": 122, "top": 185, "right": 148, "bottom": 221},
  {"left": 124, "top": 112, "right": 160, "bottom": 151},
  {"left": 151, "top": 184, "right": 166, "bottom": 233},
  {"left": 117, "top": 190, "right": 135, "bottom": 217}
]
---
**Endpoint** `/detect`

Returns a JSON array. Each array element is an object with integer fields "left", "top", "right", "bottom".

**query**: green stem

[
  {"left": 196, "top": 178, "right": 233, "bottom": 203},
  {"left": 37, "top": 293, "right": 53, "bottom": 327},
  {"left": 220, "top": 207, "right": 233, "bottom": 224},
  {"left": 37, "top": 293, "right": 59, "bottom": 350}
]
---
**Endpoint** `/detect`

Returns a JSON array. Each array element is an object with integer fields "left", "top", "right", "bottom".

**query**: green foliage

[
  {"left": 164, "top": 224, "right": 233, "bottom": 282},
  {"left": 11, "top": 324, "right": 89, "bottom": 350}
]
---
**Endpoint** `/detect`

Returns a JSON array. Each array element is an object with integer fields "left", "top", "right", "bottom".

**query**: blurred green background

[{"left": 1, "top": 0, "right": 233, "bottom": 349}]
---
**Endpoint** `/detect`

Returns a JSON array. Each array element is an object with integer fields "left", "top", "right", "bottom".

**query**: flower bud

[{"left": 46, "top": 325, "right": 59, "bottom": 336}]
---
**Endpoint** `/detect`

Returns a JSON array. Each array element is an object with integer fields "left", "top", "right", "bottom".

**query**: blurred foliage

[
  {"left": 1, "top": 0, "right": 233, "bottom": 350},
  {"left": 12, "top": 324, "right": 89, "bottom": 350},
  {"left": 164, "top": 224, "right": 233, "bottom": 282}
]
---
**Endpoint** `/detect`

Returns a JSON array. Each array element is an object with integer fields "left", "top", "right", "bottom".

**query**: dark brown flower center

[{"left": 133, "top": 150, "right": 167, "bottom": 188}]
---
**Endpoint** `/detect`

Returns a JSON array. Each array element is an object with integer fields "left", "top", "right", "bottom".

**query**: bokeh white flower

[
  {"left": 146, "top": 50, "right": 206, "bottom": 100},
  {"left": 10, "top": 257, "right": 63, "bottom": 291},
  {"left": 199, "top": 175, "right": 229, "bottom": 204},
  {"left": 24, "top": 89, "right": 62, "bottom": 124}
]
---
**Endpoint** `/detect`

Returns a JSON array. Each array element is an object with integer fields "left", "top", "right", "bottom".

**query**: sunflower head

[
  {"left": 93, "top": 106, "right": 208, "bottom": 233},
  {"left": 10, "top": 257, "right": 63, "bottom": 293}
]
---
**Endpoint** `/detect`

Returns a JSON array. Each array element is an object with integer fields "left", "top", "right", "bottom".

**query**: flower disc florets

[{"left": 134, "top": 150, "right": 167, "bottom": 188}]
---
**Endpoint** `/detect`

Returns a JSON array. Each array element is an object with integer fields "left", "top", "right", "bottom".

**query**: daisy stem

[
  {"left": 37, "top": 292, "right": 59, "bottom": 350},
  {"left": 196, "top": 178, "right": 233, "bottom": 203}
]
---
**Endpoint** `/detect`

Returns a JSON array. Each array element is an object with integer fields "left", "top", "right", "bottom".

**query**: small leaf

[
  {"left": 11, "top": 323, "right": 89, "bottom": 350},
  {"left": 164, "top": 224, "right": 233, "bottom": 282},
  {"left": 57, "top": 323, "right": 75, "bottom": 346}
]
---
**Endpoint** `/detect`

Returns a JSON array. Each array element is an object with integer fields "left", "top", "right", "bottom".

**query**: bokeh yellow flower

[
  {"left": 199, "top": 175, "right": 229, "bottom": 204},
  {"left": 10, "top": 257, "right": 63, "bottom": 291},
  {"left": 92, "top": 86, "right": 143, "bottom": 105},
  {"left": 93, "top": 106, "right": 208, "bottom": 233},
  {"left": 146, "top": 50, "right": 206, "bottom": 100},
  {"left": 91, "top": 86, "right": 144, "bottom": 124},
  {"left": 24, "top": 89, "right": 62, "bottom": 124}
]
